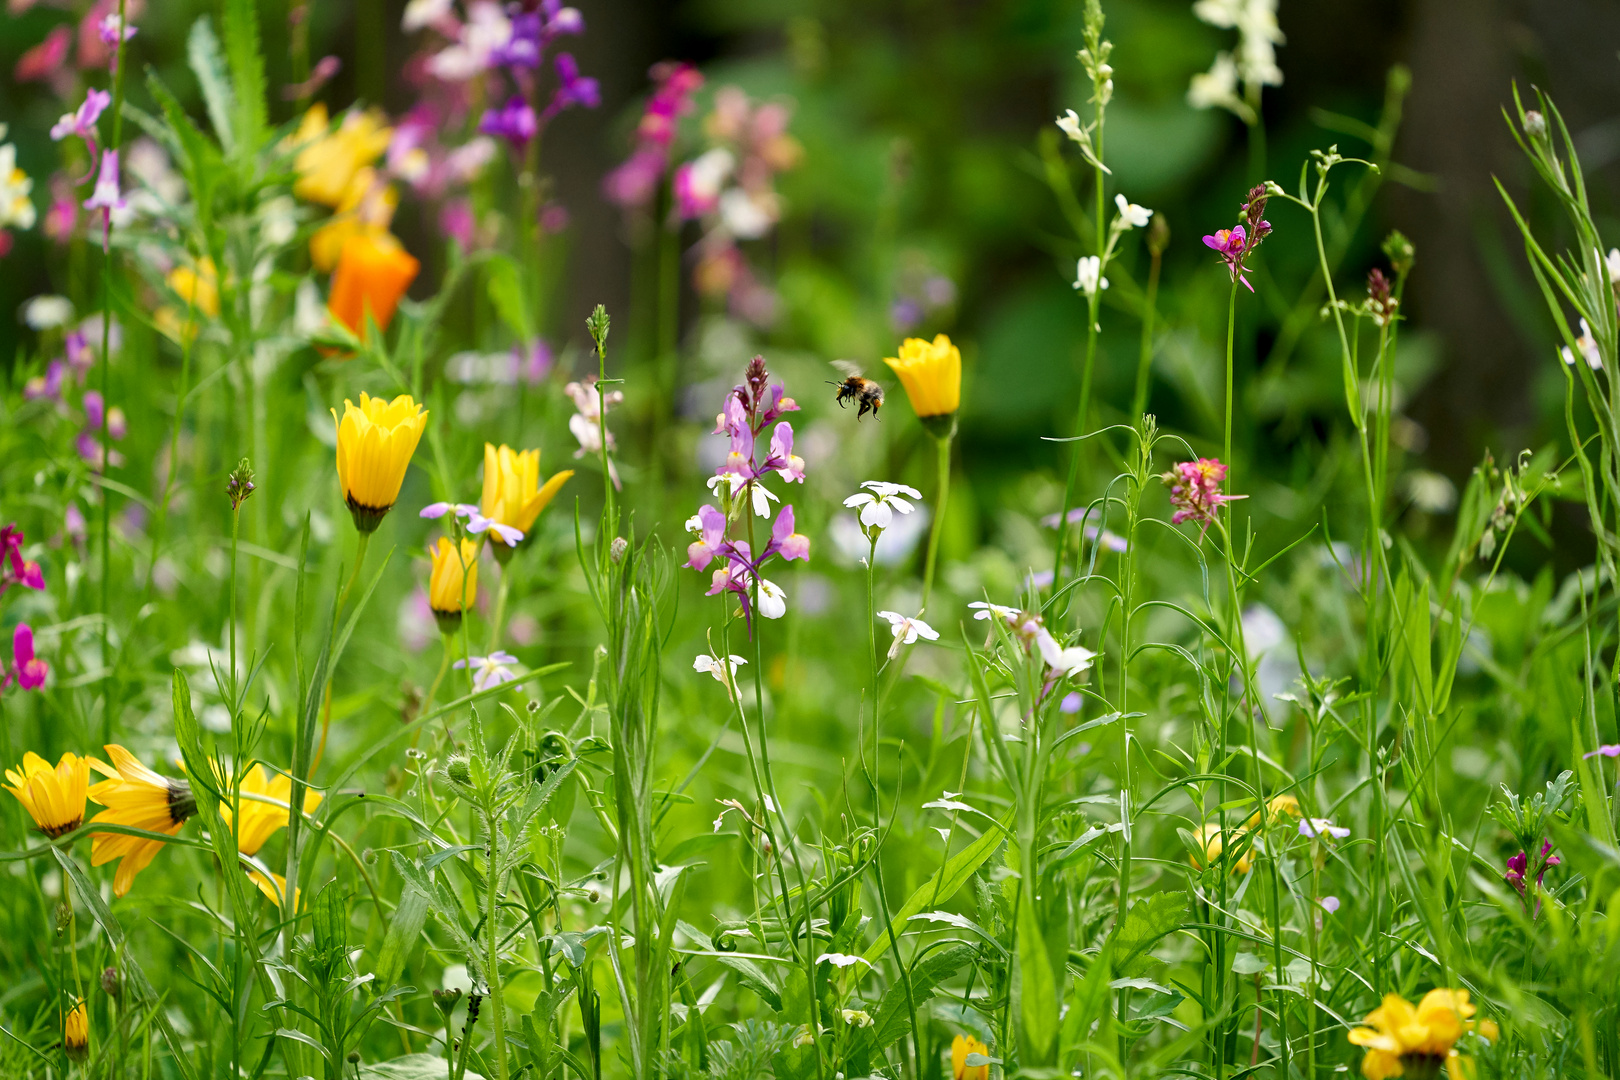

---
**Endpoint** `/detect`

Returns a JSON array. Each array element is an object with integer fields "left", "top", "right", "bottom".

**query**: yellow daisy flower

[
  {"left": 4, "top": 751, "right": 92, "bottom": 838},
  {"left": 428, "top": 537, "right": 479, "bottom": 633},
  {"left": 219, "top": 764, "right": 322, "bottom": 910},
  {"left": 86, "top": 745, "right": 197, "bottom": 897},
  {"left": 332, "top": 392, "right": 428, "bottom": 532},
  {"left": 479, "top": 443, "right": 573, "bottom": 558},
  {"left": 1349, "top": 989, "right": 1498, "bottom": 1079},
  {"left": 884, "top": 333, "right": 962, "bottom": 428},
  {"left": 64, "top": 998, "right": 88, "bottom": 1062},
  {"left": 951, "top": 1034, "right": 989, "bottom": 1080},
  {"left": 309, "top": 167, "right": 399, "bottom": 273}
]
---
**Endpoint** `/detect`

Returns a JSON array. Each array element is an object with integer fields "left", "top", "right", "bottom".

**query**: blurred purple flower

[
  {"left": 1505, "top": 840, "right": 1560, "bottom": 896},
  {"left": 515, "top": 339, "right": 553, "bottom": 385},
  {"left": 23, "top": 359, "right": 65, "bottom": 402},
  {"left": 479, "top": 95, "right": 537, "bottom": 148},
  {"left": 540, "top": 53, "right": 599, "bottom": 121}
]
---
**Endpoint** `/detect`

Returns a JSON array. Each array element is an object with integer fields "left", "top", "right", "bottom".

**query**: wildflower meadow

[{"left": 1, "top": 0, "right": 1618, "bottom": 1078}]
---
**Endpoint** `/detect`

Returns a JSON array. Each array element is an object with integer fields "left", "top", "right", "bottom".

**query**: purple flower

[
  {"left": 23, "top": 360, "right": 65, "bottom": 402},
  {"left": 541, "top": 53, "right": 599, "bottom": 121},
  {"left": 763, "top": 505, "right": 810, "bottom": 563},
  {"left": 454, "top": 650, "right": 519, "bottom": 692},
  {"left": 1505, "top": 840, "right": 1560, "bottom": 896},
  {"left": 97, "top": 12, "right": 137, "bottom": 48},
  {"left": 0, "top": 525, "right": 45, "bottom": 594},
  {"left": 83, "top": 389, "right": 105, "bottom": 429},
  {"left": 479, "top": 95, "right": 538, "bottom": 149},
  {"left": 1584, "top": 744, "right": 1620, "bottom": 759},
  {"left": 50, "top": 89, "right": 111, "bottom": 150},
  {"left": 2, "top": 623, "right": 48, "bottom": 692},
  {"left": 685, "top": 504, "right": 727, "bottom": 570},
  {"left": 1203, "top": 184, "right": 1274, "bottom": 291},
  {"left": 1319, "top": 896, "right": 1340, "bottom": 914},
  {"left": 515, "top": 339, "right": 553, "bottom": 385},
  {"left": 421, "top": 502, "right": 479, "bottom": 520},
  {"left": 65, "top": 330, "right": 94, "bottom": 379}
]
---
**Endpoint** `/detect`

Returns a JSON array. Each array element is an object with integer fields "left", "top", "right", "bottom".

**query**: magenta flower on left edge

[
  {"left": 1, "top": 624, "right": 48, "bottom": 692},
  {"left": 0, "top": 526, "right": 45, "bottom": 596}
]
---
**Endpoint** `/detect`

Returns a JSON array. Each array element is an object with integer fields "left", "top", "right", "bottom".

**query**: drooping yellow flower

[
  {"left": 332, "top": 392, "right": 428, "bottom": 532},
  {"left": 1349, "top": 989, "right": 1498, "bottom": 1080},
  {"left": 291, "top": 104, "right": 393, "bottom": 208},
  {"left": 1191, "top": 822, "right": 1253, "bottom": 874},
  {"left": 309, "top": 168, "right": 399, "bottom": 273},
  {"left": 63, "top": 999, "right": 88, "bottom": 1062},
  {"left": 480, "top": 443, "right": 574, "bottom": 540},
  {"left": 86, "top": 745, "right": 197, "bottom": 897},
  {"left": 327, "top": 232, "right": 420, "bottom": 338},
  {"left": 4, "top": 751, "right": 92, "bottom": 838},
  {"left": 428, "top": 537, "right": 479, "bottom": 632},
  {"left": 951, "top": 1034, "right": 989, "bottom": 1080},
  {"left": 884, "top": 333, "right": 962, "bottom": 423},
  {"left": 220, "top": 764, "right": 322, "bottom": 909}
]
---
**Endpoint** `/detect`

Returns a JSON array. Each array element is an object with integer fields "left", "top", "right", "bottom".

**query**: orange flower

[{"left": 328, "top": 233, "right": 420, "bottom": 337}]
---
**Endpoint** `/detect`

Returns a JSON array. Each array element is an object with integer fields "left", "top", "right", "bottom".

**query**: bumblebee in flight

[{"left": 828, "top": 361, "right": 884, "bottom": 420}]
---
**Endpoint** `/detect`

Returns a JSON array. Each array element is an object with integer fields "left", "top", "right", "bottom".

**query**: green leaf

[
  {"left": 221, "top": 0, "right": 267, "bottom": 155},
  {"left": 1015, "top": 889, "right": 1058, "bottom": 1065},
  {"left": 1109, "top": 890, "right": 1188, "bottom": 977},
  {"left": 863, "top": 943, "right": 976, "bottom": 1051},
  {"left": 187, "top": 17, "right": 237, "bottom": 152},
  {"left": 860, "top": 816, "right": 1008, "bottom": 966},
  {"left": 486, "top": 254, "right": 535, "bottom": 341}
]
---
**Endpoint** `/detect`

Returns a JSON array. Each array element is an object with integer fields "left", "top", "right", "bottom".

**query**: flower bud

[
  {"left": 55, "top": 902, "right": 72, "bottom": 936},
  {"left": 226, "top": 458, "right": 256, "bottom": 511},
  {"left": 1524, "top": 110, "right": 1546, "bottom": 138},
  {"left": 433, "top": 987, "right": 463, "bottom": 1015},
  {"left": 100, "top": 965, "right": 121, "bottom": 999},
  {"left": 445, "top": 755, "right": 472, "bottom": 786},
  {"left": 610, "top": 536, "right": 628, "bottom": 563}
]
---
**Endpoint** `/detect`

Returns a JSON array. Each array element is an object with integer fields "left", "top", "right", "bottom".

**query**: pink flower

[
  {"left": 1505, "top": 840, "right": 1560, "bottom": 896},
  {"left": 83, "top": 148, "right": 125, "bottom": 246},
  {"left": 1162, "top": 458, "right": 1245, "bottom": 534},
  {"left": 14, "top": 26, "right": 72, "bottom": 85},
  {"left": 765, "top": 422, "right": 805, "bottom": 483},
  {"left": 764, "top": 505, "right": 810, "bottom": 563},
  {"left": 1583, "top": 744, "right": 1620, "bottom": 759},
  {"left": 1202, "top": 184, "right": 1273, "bottom": 292},
  {"left": 23, "top": 360, "right": 65, "bottom": 402},
  {"left": 51, "top": 89, "right": 112, "bottom": 150},
  {"left": 4, "top": 623, "right": 49, "bottom": 691},
  {"left": 1, "top": 525, "right": 45, "bottom": 593},
  {"left": 603, "top": 61, "right": 704, "bottom": 211},
  {"left": 685, "top": 504, "right": 727, "bottom": 570}
]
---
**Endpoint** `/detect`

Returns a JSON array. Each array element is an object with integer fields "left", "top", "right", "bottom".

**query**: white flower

[
  {"left": 968, "top": 601, "right": 1019, "bottom": 623},
  {"left": 453, "top": 651, "right": 520, "bottom": 692},
  {"left": 427, "top": 0, "right": 512, "bottom": 81},
  {"left": 719, "top": 188, "right": 775, "bottom": 239},
  {"left": 1056, "top": 109, "right": 1085, "bottom": 142},
  {"left": 843, "top": 480, "right": 922, "bottom": 533},
  {"left": 1188, "top": 52, "right": 1243, "bottom": 112},
  {"left": 258, "top": 195, "right": 299, "bottom": 247},
  {"left": 1606, "top": 247, "right": 1620, "bottom": 284},
  {"left": 1561, "top": 317, "right": 1603, "bottom": 371},
  {"left": 1036, "top": 627, "right": 1096, "bottom": 677},
  {"left": 791, "top": 1025, "right": 818, "bottom": 1048},
  {"left": 694, "top": 653, "right": 747, "bottom": 686},
  {"left": 0, "top": 144, "right": 35, "bottom": 231},
  {"left": 1073, "top": 255, "right": 1108, "bottom": 297},
  {"left": 1299, "top": 818, "right": 1350, "bottom": 840},
  {"left": 827, "top": 507, "right": 929, "bottom": 566},
  {"left": 402, "top": 0, "right": 453, "bottom": 31},
  {"left": 756, "top": 578, "right": 787, "bottom": 620},
  {"left": 23, "top": 295, "right": 73, "bottom": 330},
  {"left": 685, "top": 148, "right": 735, "bottom": 205},
  {"left": 841, "top": 1009, "right": 874, "bottom": 1028},
  {"left": 877, "top": 611, "right": 939, "bottom": 659},
  {"left": 708, "top": 471, "right": 778, "bottom": 517},
  {"left": 1114, "top": 193, "right": 1153, "bottom": 229},
  {"left": 816, "top": 952, "right": 871, "bottom": 969}
]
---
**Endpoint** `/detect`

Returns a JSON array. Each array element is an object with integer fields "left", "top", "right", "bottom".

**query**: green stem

[
  {"left": 486, "top": 562, "right": 512, "bottom": 655},
  {"left": 920, "top": 432, "right": 953, "bottom": 610},
  {"left": 338, "top": 531, "right": 372, "bottom": 615},
  {"left": 1223, "top": 278, "right": 1238, "bottom": 473},
  {"left": 485, "top": 809, "right": 510, "bottom": 1080},
  {"left": 1130, "top": 249, "right": 1162, "bottom": 423}
]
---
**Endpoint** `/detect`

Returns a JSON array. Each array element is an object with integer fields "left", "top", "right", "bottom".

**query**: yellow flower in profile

[
  {"left": 63, "top": 998, "right": 88, "bottom": 1062},
  {"left": 291, "top": 104, "right": 393, "bottom": 208},
  {"left": 309, "top": 169, "right": 399, "bottom": 273},
  {"left": 884, "top": 333, "right": 962, "bottom": 424},
  {"left": 221, "top": 764, "right": 322, "bottom": 909},
  {"left": 167, "top": 257, "right": 220, "bottom": 318},
  {"left": 1245, "top": 792, "right": 1301, "bottom": 829},
  {"left": 86, "top": 745, "right": 197, "bottom": 897},
  {"left": 428, "top": 537, "right": 479, "bottom": 632},
  {"left": 5, "top": 752, "right": 92, "bottom": 838},
  {"left": 1349, "top": 989, "right": 1498, "bottom": 1080},
  {"left": 332, "top": 392, "right": 428, "bottom": 532},
  {"left": 951, "top": 1034, "right": 989, "bottom": 1080},
  {"left": 480, "top": 443, "right": 574, "bottom": 549},
  {"left": 1191, "top": 822, "right": 1253, "bottom": 874}
]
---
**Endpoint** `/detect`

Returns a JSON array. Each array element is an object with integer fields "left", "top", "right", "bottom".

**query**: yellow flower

[
  {"left": 86, "top": 745, "right": 197, "bottom": 898},
  {"left": 951, "top": 1034, "right": 989, "bottom": 1080},
  {"left": 167, "top": 257, "right": 220, "bottom": 318},
  {"left": 5, "top": 751, "right": 92, "bottom": 838},
  {"left": 428, "top": 537, "right": 479, "bottom": 631},
  {"left": 64, "top": 999, "right": 88, "bottom": 1062},
  {"left": 1245, "top": 792, "right": 1301, "bottom": 829},
  {"left": 219, "top": 764, "right": 322, "bottom": 910},
  {"left": 884, "top": 333, "right": 962, "bottom": 422},
  {"left": 1349, "top": 990, "right": 1497, "bottom": 1080},
  {"left": 291, "top": 104, "right": 392, "bottom": 208},
  {"left": 332, "top": 392, "right": 428, "bottom": 532},
  {"left": 1191, "top": 822, "right": 1253, "bottom": 874},
  {"left": 480, "top": 443, "right": 574, "bottom": 537},
  {"left": 309, "top": 168, "right": 399, "bottom": 273}
]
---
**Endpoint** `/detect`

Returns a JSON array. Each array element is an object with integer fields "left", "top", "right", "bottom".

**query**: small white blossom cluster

[
  {"left": 1187, "top": 0, "right": 1284, "bottom": 124},
  {"left": 970, "top": 601, "right": 1096, "bottom": 680}
]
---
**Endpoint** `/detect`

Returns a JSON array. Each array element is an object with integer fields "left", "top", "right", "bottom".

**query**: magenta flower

[
  {"left": 1203, "top": 184, "right": 1273, "bottom": 291},
  {"left": 604, "top": 61, "right": 705, "bottom": 210},
  {"left": 83, "top": 148, "right": 124, "bottom": 247},
  {"left": 540, "top": 53, "right": 600, "bottom": 121},
  {"left": 515, "top": 339, "right": 553, "bottom": 385},
  {"left": 1162, "top": 458, "right": 1245, "bottom": 534},
  {"left": 1505, "top": 840, "right": 1560, "bottom": 896},
  {"left": 3, "top": 623, "right": 49, "bottom": 691},
  {"left": 0, "top": 525, "right": 45, "bottom": 594},
  {"left": 1583, "top": 744, "right": 1620, "bottom": 759},
  {"left": 15, "top": 26, "right": 73, "bottom": 88},
  {"left": 23, "top": 360, "right": 65, "bottom": 403},
  {"left": 50, "top": 89, "right": 111, "bottom": 151},
  {"left": 479, "top": 95, "right": 538, "bottom": 149}
]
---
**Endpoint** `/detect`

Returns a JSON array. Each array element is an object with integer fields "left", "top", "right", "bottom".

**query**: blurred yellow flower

[
  {"left": 167, "top": 257, "right": 220, "bottom": 318},
  {"left": 884, "top": 333, "right": 961, "bottom": 421},
  {"left": 332, "top": 392, "right": 428, "bottom": 532},
  {"left": 86, "top": 745, "right": 196, "bottom": 897},
  {"left": 291, "top": 104, "right": 392, "bottom": 208},
  {"left": 64, "top": 999, "right": 88, "bottom": 1061},
  {"left": 1191, "top": 821, "right": 1253, "bottom": 874},
  {"left": 951, "top": 1034, "right": 989, "bottom": 1080},
  {"left": 309, "top": 168, "right": 398, "bottom": 273},
  {"left": 1245, "top": 792, "right": 1301, "bottom": 829},
  {"left": 4, "top": 751, "right": 91, "bottom": 838},
  {"left": 480, "top": 443, "right": 574, "bottom": 537},
  {"left": 327, "top": 232, "right": 420, "bottom": 338},
  {"left": 1349, "top": 989, "right": 1497, "bottom": 1080},
  {"left": 428, "top": 536, "right": 479, "bottom": 630},
  {"left": 221, "top": 764, "right": 322, "bottom": 909}
]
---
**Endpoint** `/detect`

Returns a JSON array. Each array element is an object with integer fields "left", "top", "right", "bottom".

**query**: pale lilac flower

[
  {"left": 421, "top": 502, "right": 479, "bottom": 521},
  {"left": 1319, "top": 896, "right": 1340, "bottom": 914},
  {"left": 23, "top": 359, "right": 65, "bottom": 402},
  {"left": 97, "top": 12, "right": 136, "bottom": 48},
  {"left": 763, "top": 505, "right": 810, "bottom": 563},
  {"left": 50, "top": 89, "right": 110, "bottom": 149},
  {"left": 453, "top": 650, "right": 519, "bottom": 692},
  {"left": 515, "top": 339, "right": 553, "bottom": 384},
  {"left": 1299, "top": 818, "right": 1350, "bottom": 840},
  {"left": 1060, "top": 691, "right": 1083, "bottom": 714},
  {"left": 1584, "top": 744, "right": 1620, "bottom": 759},
  {"left": 427, "top": 1, "right": 512, "bottom": 81},
  {"left": 83, "top": 148, "right": 125, "bottom": 243},
  {"left": 877, "top": 610, "right": 939, "bottom": 659}
]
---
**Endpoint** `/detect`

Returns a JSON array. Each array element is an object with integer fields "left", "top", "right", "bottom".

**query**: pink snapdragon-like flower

[
  {"left": 15, "top": 26, "right": 72, "bottom": 88},
  {"left": 685, "top": 504, "right": 728, "bottom": 570},
  {"left": 3, "top": 623, "right": 49, "bottom": 691},
  {"left": 51, "top": 89, "right": 112, "bottom": 155},
  {"left": 1202, "top": 184, "right": 1273, "bottom": 291},
  {"left": 604, "top": 61, "right": 704, "bottom": 210},
  {"left": 83, "top": 148, "right": 124, "bottom": 244},
  {"left": 763, "top": 505, "right": 810, "bottom": 563},
  {"left": 765, "top": 422, "right": 805, "bottom": 483},
  {"left": 23, "top": 359, "right": 65, "bottom": 402},
  {"left": 0, "top": 525, "right": 46, "bottom": 594},
  {"left": 1162, "top": 458, "right": 1244, "bottom": 534},
  {"left": 1504, "top": 840, "right": 1560, "bottom": 896}
]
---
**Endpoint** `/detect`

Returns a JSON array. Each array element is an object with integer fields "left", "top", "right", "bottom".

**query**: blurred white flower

[
  {"left": 719, "top": 188, "right": 775, "bottom": 239},
  {"left": 0, "top": 143, "right": 35, "bottom": 231},
  {"left": 427, "top": 1, "right": 512, "bottom": 80},
  {"left": 816, "top": 952, "right": 870, "bottom": 969},
  {"left": 1561, "top": 317, "right": 1602, "bottom": 371},
  {"left": 1114, "top": 193, "right": 1152, "bottom": 229},
  {"left": 968, "top": 601, "right": 1019, "bottom": 623},
  {"left": 403, "top": 0, "right": 453, "bottom": 31},
  {"left": 1187, "top": 53, "right": 1245, "bottom": 114},
  {"left": 1403, "top": 471, "right": 1457, "bottom": 514},
  {"left": 828, "top": 506, "right": 928, "bottom": 566},
  {"left": 1299, "top": 818, "right": 1350, "bottom": 840},
  {"left": 1036, "top": 628, "right": 1096, "bottom": 677},
  {"left": 708, "top": 471, "right": 777, "bottom": 517},
  {"left": 1074, "top": 255, "right": 1107, "bottom": 297},
  {"left": 877, "top": 610, "right": 939, "bottom": 659},
  {"left": 23, "top": 294, "right": 73, "bottom": 330}
]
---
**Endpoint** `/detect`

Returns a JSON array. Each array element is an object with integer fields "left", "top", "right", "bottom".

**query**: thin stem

[
  {"left": 920, "top": 432, "right": 953, "bottom": 610},
  {"left": 485, "top": 807, "right": 510, "bottom": 1080},
  {"left": 1223, "top": 278, "right": 1238, "bottom": 475},
  {"left": 1131, "top": 247, "right": 1162, "bottom": 423}
]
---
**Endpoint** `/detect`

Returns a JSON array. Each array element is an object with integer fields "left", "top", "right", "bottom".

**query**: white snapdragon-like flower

[
  {"left": 1056, "top": 109, "right": 1085, "bottom": 143},
  {"left": 694, "top": 653, "right": 748, "bottom": 686},
  {"left": 1114, "top": 193, "right": 1153, "bottom": 230},
  {"left": 877, "top": 611, "right": 940, "bottom": 659},
  {"left": 815, "top": 952, "right": 871, "bottom": 969},
  {"left": 1036, "top": 627, "right": 1097, "bottom": 678},
  {"left": 708, "top": 471, "right": 778, "bottom": 517},
  {"left": 1561, "top": 317, "right": 1603, "bottom": 371},
  {"left": 844, "top": 480, "right": 922, "bottom": 532},
  {"left": 968, "top": 601, "right": 1019, "bottom": 623},
  {"left": 1074, "top": 255, "right": 1108, "bottom": 297},
  {"left": 756, "top": 578, "right": 787, "bottom": 620},
  {"left": 1604, "top": 246, "right": 1620, "bottom": 284},
  {"left": 1299, "top": 818, "right": 1350, "bottom": 840},
  {"left": 1187, "top": 52, "right": 1244, "bottom": 113}
]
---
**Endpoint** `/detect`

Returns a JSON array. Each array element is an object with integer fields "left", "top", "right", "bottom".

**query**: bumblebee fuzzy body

[{"left": 830, "top": 375, "right": 884, "bottom": 420}]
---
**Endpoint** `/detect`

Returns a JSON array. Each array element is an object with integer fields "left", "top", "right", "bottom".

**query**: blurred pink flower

[
  {"left": 15, "top": 26, "right": 72, "bottom": 86},
  {"left": 3, "top": 623, "right": 49, "bottom": 692},
  {"left": 604, "top": 60, "right": 704, "bottom": 210}
]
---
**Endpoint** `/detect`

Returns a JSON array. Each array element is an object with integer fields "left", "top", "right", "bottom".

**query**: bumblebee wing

[{"left": 830, "top": 359, "right": 865, "bottom": 378}]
